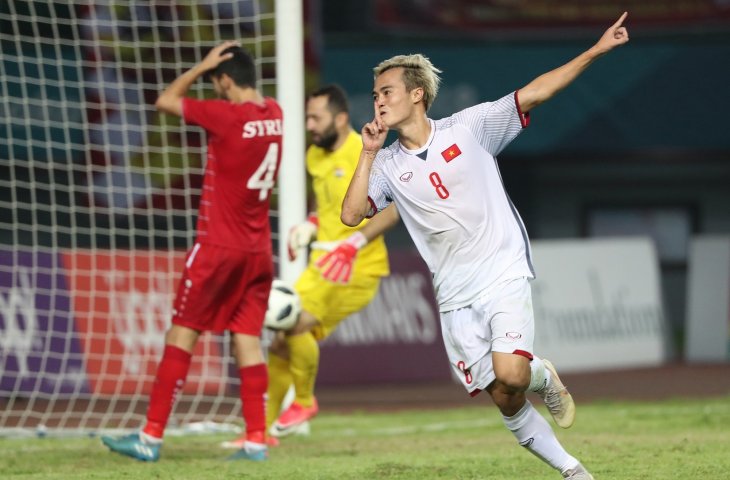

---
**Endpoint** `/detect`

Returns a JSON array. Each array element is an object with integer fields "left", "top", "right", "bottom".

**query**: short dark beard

[{"left": 313, "top": 125, "right": 339, "bottom": 150}]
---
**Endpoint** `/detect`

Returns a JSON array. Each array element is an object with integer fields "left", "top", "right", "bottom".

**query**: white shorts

[{"left": 440, "top": 277, "right": 535, "bottom": 395}]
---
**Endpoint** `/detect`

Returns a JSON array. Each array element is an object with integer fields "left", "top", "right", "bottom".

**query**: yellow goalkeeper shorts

[{"left": 294, "top": 265, "right": 381, "bottom": 341}]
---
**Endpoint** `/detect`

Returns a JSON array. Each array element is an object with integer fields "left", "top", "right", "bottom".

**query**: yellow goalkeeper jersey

[{"left": 307, "top": 130, "right": 389, "bottom": 277}]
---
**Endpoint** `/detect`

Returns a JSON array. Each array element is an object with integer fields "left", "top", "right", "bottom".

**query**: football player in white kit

[{"left": 342, "top": 12, "right": 630, "bottom": 480}]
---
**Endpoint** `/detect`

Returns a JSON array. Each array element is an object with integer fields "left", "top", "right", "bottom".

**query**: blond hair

[{"left": 373, "top": 54, "right": 442, "bottom": 112}]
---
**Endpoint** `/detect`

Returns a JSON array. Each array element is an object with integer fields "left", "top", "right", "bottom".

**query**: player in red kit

[{"left": 101, "top": 41, "right": 282, "bottom": 462}]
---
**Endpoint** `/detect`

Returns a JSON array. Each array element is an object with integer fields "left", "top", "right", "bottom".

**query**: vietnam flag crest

[{"left": 441, "top": 143, "right": 462, "bottom": 162}]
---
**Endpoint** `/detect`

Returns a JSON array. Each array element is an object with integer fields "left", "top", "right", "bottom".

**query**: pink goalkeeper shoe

[{"left": 271, "top": 398, "right": 319, "bottom": 436}]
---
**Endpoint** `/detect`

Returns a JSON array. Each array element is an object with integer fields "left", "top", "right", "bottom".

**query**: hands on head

[{"left": 200, "top": 40, "right": 241, "bottom": 71}]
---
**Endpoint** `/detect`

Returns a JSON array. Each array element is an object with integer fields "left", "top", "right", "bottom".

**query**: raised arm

[
  {"left": 341, "top": 150, "right": 377, "bottom": 227},
  {"left": 341, "top": 103, "right": 389, "bottom": 226},
  {"left": 358, "top": 203, "right": 399, "bottom": 241},
  {"left": 155, "top": 40, "right": 239, "bottom": 117},
  {"left": 517, "top": 12, "right": 629, "bottom": 113}
]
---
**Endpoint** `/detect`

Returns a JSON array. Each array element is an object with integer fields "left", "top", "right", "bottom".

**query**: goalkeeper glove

[
  {"left": 287, "top": 213, "right": 318, "bottom": 261},
  {"left": 315, "top": 231, "right": 367, "bottom": 284}
]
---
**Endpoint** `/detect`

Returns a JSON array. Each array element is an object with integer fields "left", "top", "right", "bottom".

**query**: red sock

[
  {"left": 239, "top": 363, "right": 268, "bottom": 438},
  {"left": 142, "top": 345, "right": 192, "bottom": 439}
]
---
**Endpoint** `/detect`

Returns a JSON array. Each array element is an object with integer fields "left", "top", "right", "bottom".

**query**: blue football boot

[{"left": 101, "top": 433, "right": 161, "bottom": 462}]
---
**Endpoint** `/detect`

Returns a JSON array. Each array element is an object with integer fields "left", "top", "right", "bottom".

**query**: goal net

[{"left": 0, "top": 0, "right": 302, "bottom": 437}]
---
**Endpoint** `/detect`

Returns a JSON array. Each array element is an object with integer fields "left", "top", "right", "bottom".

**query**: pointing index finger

[
  {"left": 373, "top": 99, "right": 381, "bottom": 121},
  {"left": 614, "top": 11, "right": 628, "bottom": 28}
]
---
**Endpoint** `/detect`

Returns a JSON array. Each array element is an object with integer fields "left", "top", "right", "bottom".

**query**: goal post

[
  {"left": 276, "top": 0, "right": 308, "bottom": 283},
  {"left": 0, "top": 0, "right": 306, "bottom": 437}
]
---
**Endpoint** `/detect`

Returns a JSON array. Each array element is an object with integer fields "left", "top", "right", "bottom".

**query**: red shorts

[{"left": 171, "top": 242, "right": 273, "bottom": 335}]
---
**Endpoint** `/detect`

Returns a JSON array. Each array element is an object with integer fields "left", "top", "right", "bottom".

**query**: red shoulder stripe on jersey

[
  {"left": 514, "top": 90, "right": 530, "bottom": 128},
  {"left": 365, "top": 196, "right": 378, "bottom": 219},
  {"left": 512, "top": 349, "right": 534, "bottom": 360}
]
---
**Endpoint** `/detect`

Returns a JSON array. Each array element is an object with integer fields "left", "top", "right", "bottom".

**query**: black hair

[
  {"left": 208, "top": 46, "right": 257, "bottom": 88},
  {"left": 307, "top": 84, "right": 349, "bottom": 115}
]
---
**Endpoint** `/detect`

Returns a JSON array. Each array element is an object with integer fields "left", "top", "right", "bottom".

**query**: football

[{"left": 264, "top": 279, "right": 301, "bottom": 331}]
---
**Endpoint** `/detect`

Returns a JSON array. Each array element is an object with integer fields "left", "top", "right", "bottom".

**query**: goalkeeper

[{"left": 224, "top": 84, "right": 399, "bottom": 448}]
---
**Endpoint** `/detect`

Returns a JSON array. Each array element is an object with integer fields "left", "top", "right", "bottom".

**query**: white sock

[
  {"left": 502, "top": 400, "right": 579, "bottom": 473},
  {"left": 139, "top": 430, "right": 163, "bottom": 445},
  {"left": 245, "top": 440, "right": 267, "bottom": 452},
  {"left": 528, "top": 355, "right": 549, "bottom": 392}
]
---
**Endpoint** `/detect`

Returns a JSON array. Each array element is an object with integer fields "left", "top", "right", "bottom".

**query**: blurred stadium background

[{"left": 1, "top": 0, "right": 729, "bottom": 438}]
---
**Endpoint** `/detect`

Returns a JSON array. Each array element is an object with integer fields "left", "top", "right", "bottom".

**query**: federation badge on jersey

[{"left": 441, "top": 144, "right": 462, "bottom": 162}]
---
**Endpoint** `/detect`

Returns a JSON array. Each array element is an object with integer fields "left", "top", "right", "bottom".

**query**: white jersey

[{"left": 367, "top": 92, "right": 534, "bottom": 312}]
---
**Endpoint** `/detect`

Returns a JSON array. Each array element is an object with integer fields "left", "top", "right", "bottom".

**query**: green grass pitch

[{"left": 1, "top": 397, "right": 728, "bottom": 479}]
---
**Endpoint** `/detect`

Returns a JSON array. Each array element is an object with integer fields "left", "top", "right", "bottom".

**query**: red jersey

[{"left": 182, "top": 97, "right": 283, "bottom": 252}]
